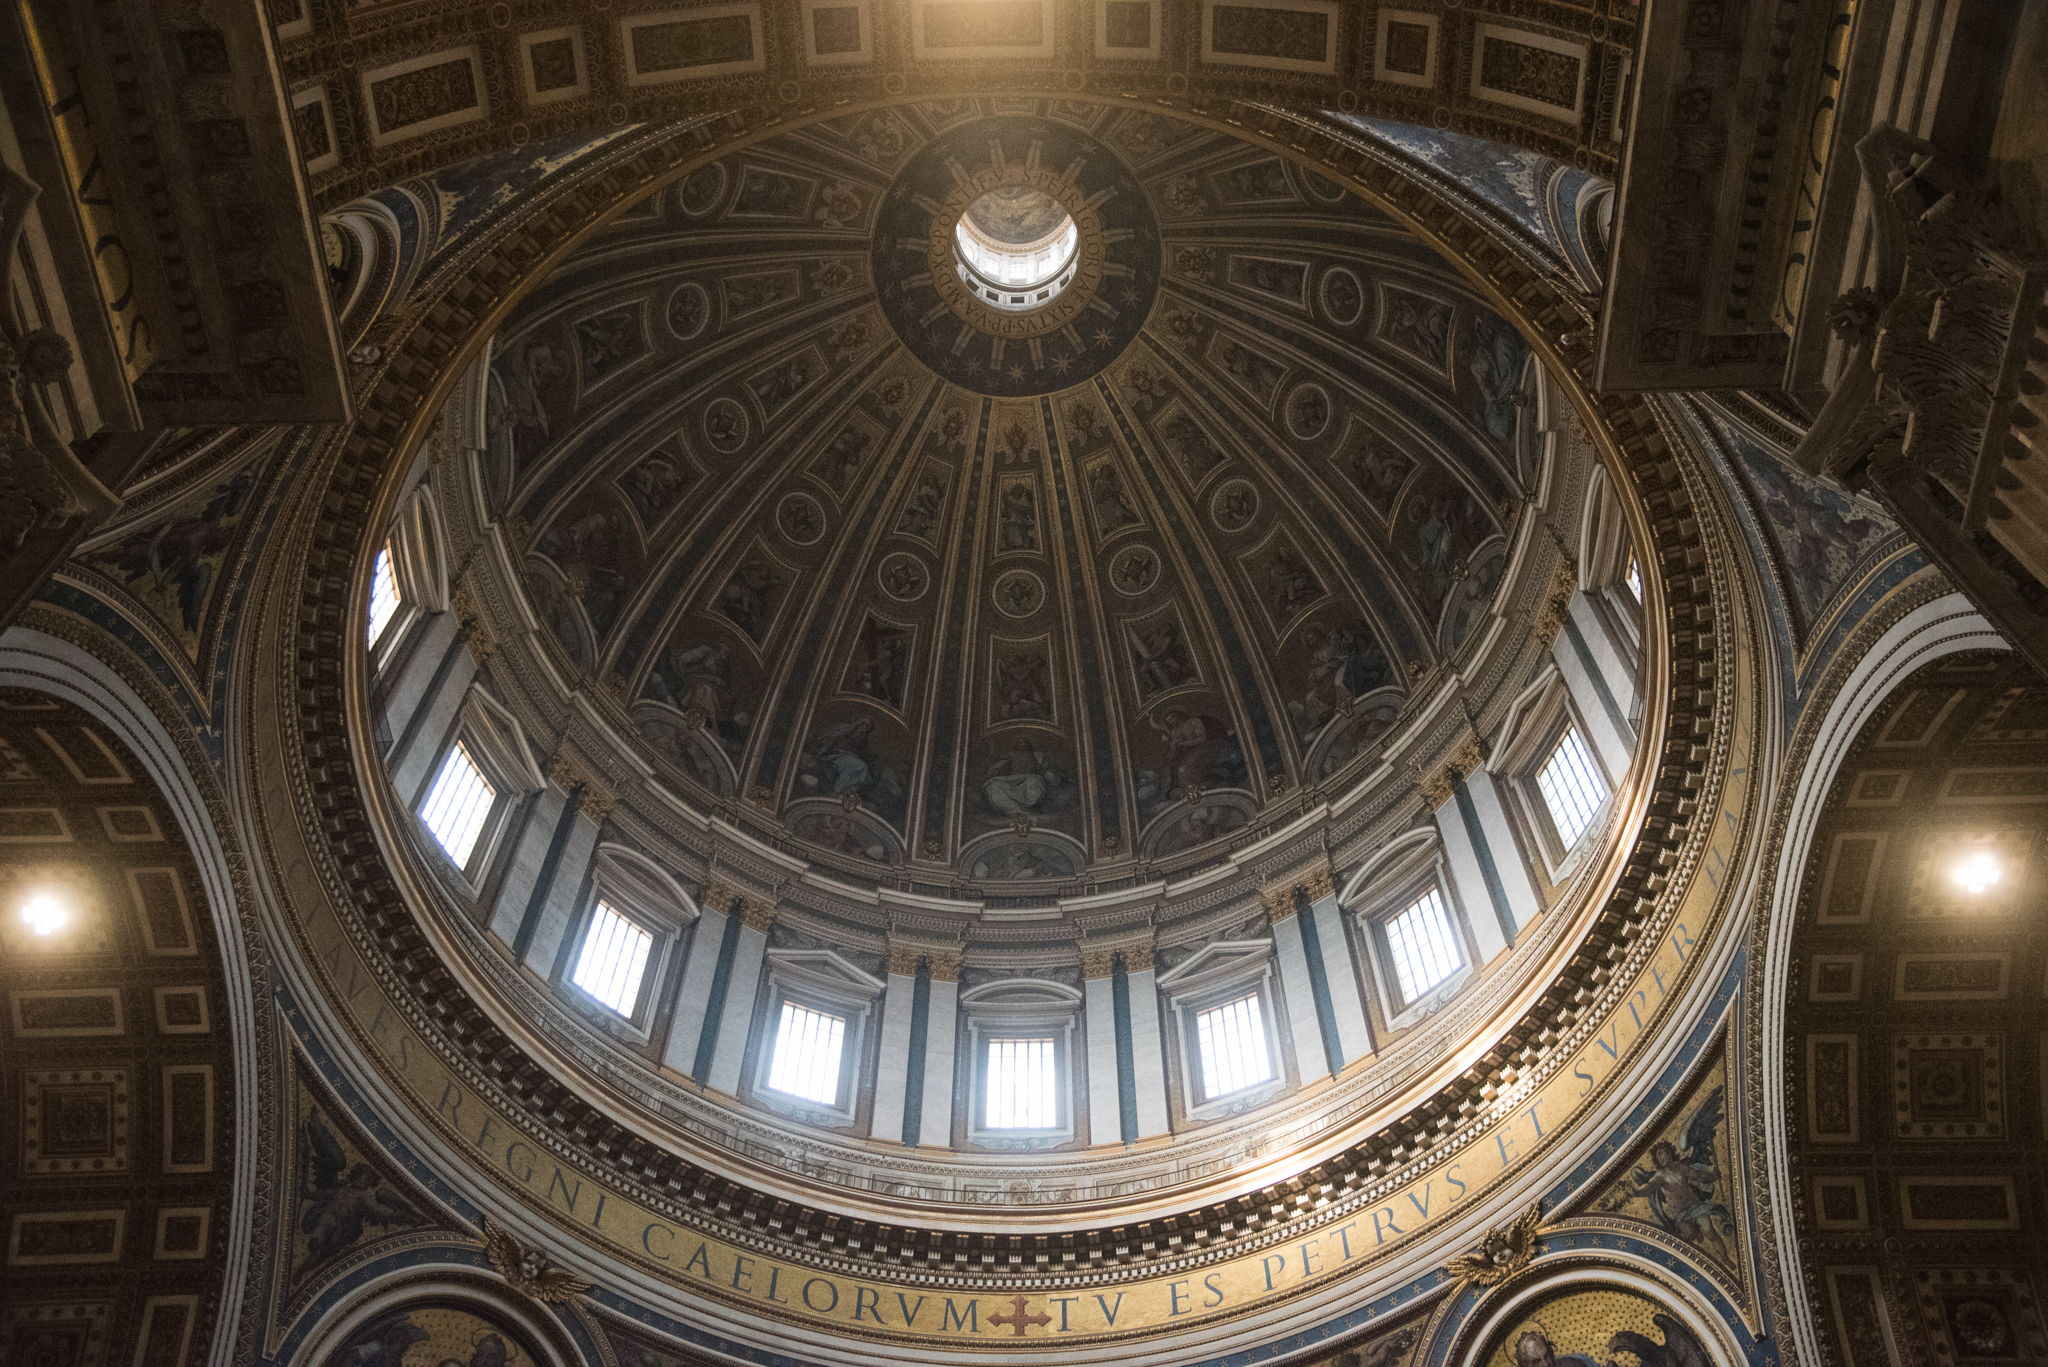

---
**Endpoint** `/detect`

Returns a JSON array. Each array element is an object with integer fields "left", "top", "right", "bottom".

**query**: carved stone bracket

[
  {"left": 482, "top": 1217, "right": 591, "bottom": 1303},
  {"left": 1442, "top": 1200, "right": 1544, "bottom": 1287},
  {"left": 1531, "top": 563, "right": 1577, "bottom": 648},
  {"left": 450, "top": 578, "right": 497, "bottom": 661}
]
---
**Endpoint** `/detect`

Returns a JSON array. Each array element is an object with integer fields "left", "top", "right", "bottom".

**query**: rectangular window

[
  {"left": 1622, "top": 553, "right": 1642, "bottom": 604},
  {"left": 984, "top": 1037, "right": 1057, "bottom": 1129},
  {"left": 1537, "top": 726, "right": 1607, "bottom": 846},
  {"left": 571, "top": 902, "right": 653, "bottom": 1016},
  {"left": 367, "top": 544, "right": 402, "bottom": 646},
  {"left": 1385, "top": 888, "right": 1462, "bottom": 1003},
  {"left": 765, "top": 1001, "right": 847, "bottom": 1105},
  {"left": 418, "top": 742, "right": 496, "bottom": 867},
  {"left": 1195, "top": 992, "right": 1272, "bottom": 1100}
]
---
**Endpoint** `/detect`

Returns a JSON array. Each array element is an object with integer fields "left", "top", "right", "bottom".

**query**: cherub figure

[
  {"left": 300, "top": 1110, "right": 416, "bottom": 1264},
  {"left": 1617, "top": 1086, "right": 1735, "bottom": 1263}
]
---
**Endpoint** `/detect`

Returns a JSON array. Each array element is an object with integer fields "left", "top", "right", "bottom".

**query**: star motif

[
  {"left": 1008, "top": 364, "right": 1026, "bottom": 380},
  {"left": 1092, "top": 328, "right": 1114, "bottom": 348},
  {"left": 1120, "top": 287, "right": 1141, "bottom": 306},
  {"left": 1051, "top": 354, "right": 1072, "bottom": 374}
]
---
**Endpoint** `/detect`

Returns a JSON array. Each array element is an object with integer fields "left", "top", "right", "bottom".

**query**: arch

[
  {"left": 1448, "top": 1259, "right": 1748, "bottom": 1367},
  {"left": 1757, "top": 591, "right": 2004, "bottom": 1367},
  {"left": 293, "top": 1267, "right": 582, "bottom": 1367},
  {"left": 588, "top": 841, "right": 700, "bottom": 927},
  {"left": 0, "top": 624, "right": 263, "bottom": 1367},
  {"left": 1337, "top": 825, "right": 1441, "bottom": 906}
]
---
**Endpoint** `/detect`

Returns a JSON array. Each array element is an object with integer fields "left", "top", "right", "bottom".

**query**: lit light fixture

[
  {"left": 1952, "top": 851, "right": 2003, "bottom": 895},
  {"left": 19, "top": 894, "right": 65, "bottom": 936}
]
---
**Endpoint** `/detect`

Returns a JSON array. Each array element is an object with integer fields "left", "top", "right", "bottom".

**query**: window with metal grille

[
  {"left": 1623, "top": 553, "right": 1643, "bottom": 604},
  {"left": 418, "top": 742, "right": 496, "bottom": 867},
  {"left": 984, "top": 1037, "right": 1057, "bottom": 1129},
  {"left": 571, "top": 902, "right": 653, "bottom": 1016},
  {"left": 1537, "top": 726, "right": 1607, "bottom": 847},
  {"left": 765, "top": 1001, "right": 847, "bottom": 1105},
  {"left": 1385, "top": 888, "right": 1463, "bottom": 1003},
  {"left": 367, "top": 543, "right": 402, "bottom": 646},
  {"left": 1195, "top": 992, "right": 1272, "bottom": 1100}
]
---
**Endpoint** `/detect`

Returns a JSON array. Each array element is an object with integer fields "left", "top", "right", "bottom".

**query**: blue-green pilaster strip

[
  {"left": 1111, "top": 959, "right": 1139, "bottom": 1143},
  {"left": 900, "top": 965, "right": 932, "bottom": 1146},
  {"left": 1292, "top": 888, "right": 1345, "bottom": 1076},
  {"left": 691, "top": 902, "right": 746, "bottom": 1082}
]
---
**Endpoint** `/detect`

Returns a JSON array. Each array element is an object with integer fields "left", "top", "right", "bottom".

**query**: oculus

[
  {"left": 952, "top": 187, "right": 1079, "bottom": 312},
  {"left": 872, "top": 114, "right": 1160, "bottom": 397}
]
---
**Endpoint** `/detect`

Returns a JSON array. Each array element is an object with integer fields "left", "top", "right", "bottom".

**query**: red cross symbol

[{"left": 987, "top": 1295, "right": 1052, "bottom": 1337}]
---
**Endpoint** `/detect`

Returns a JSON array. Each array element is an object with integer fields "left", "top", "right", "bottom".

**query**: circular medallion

[
  {"left": 878, "top": 552, "right": 930, "bottom": 602},
  {"left": 666, "top": 282, "right": 708, "bottom": 340},
  {"left": 1211, "top": 479, "right": 1259, "bottom": 532},
  {"left": 1108, "top": 545, "right": 1161, "bottom": 596},
  {"left": 991, "top": 569, "right": 1045, "bottom": 618},
  {"left": 872, "top": 115, "right": 1160, "bottom": 398},
  {"left": 702, "top": 397, "right": 748, "bottom": 453},
  {"left": 1284, "top": 382, "right": 1332, "bottom": 441},
  {"left": 1319, "top": 267, "right": 1365, "bottom": 326},
  {"left": 777, "top": 492, "right": 825, "bottom": 545},
  {"left": 676, "top": 163, "right": 727, "bottom": 216}
]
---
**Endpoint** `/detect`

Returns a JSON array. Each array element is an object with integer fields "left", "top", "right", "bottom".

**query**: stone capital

[{"left": 1260, "top": 885, "right": 1298, "bottom": 921}]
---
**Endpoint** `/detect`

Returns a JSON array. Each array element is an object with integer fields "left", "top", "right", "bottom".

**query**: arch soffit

[
  {"left": 0, "top": 624, "right": 267, "bottom": 1367},
  {"left": 1749, "top": 589, "right": 2004, "bottom": 1367}
]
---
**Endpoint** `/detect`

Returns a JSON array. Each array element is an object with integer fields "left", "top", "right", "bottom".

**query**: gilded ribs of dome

[{"left": 485, "top": 102, "right": 1532, "bottom": 888}]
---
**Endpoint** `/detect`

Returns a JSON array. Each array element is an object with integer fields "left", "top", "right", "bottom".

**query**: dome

[{"left": 484, "top": 103, "right": 1533, "bottom": 888}]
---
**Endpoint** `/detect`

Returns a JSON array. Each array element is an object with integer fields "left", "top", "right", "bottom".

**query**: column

[
  {"left": 376, "top": 608, "right": 458, "bottom": 751},
  {"left": 1302, "top": 871, "right": 1373, "bottom": 1067},
  {"left": 1265, "top": 890, "right": 1331, "bottom": 1085},
  {"left": 868, "top": 947, "right": 920, "bottom": 1141},
  {"left": 1430, "top": 753, "right": 1528, "bottom": 960},
  {"left": 1082, "top": 950, "right": 1123, "bottom": 1145},
  {"left": 916, "top": 952, "right": 959, "bottom": 1147},
  {"left": 706, "top": 895, "right": 773, "bottom": 1094},
  {"left": 1568, "top": 591, "right": 1642, "bottom": 731},
  {"left": 488, "top": 784, "right": 567, "bottom": 948},
  {"left": 1461, "top": 767, "right": 1544, "bottom": 934},
  {"left": 1555, "top": 595, "right": 1634, "bottom": 779},
  {"left": 519, "top": 770, "right": 608, "bottom": 976},
  {"left": 386, "top": 631, "right": 478, "bottom": 802},
  {"left": 1120, "top": 947, "right": 1170, "bottom": 1139},
  {"left": 662, "top": 892, "right": 731, "bottom": 1075}
]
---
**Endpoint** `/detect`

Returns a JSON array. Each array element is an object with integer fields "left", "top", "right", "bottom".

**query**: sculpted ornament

[
  {"left": 483, "top": 1217, "right": 592, "bottom": 1303},
  {"left": 1443, "top": 1200, "right": 1543, "bottom": 1287}
]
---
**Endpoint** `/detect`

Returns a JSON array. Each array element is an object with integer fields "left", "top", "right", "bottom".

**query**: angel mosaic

[
  {"left": 299, "top": 1108, "right": 419, "bottom": 1265},
  {"left": 1597, "top": 1084, "right": 1735, "bottom": 1265}
]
